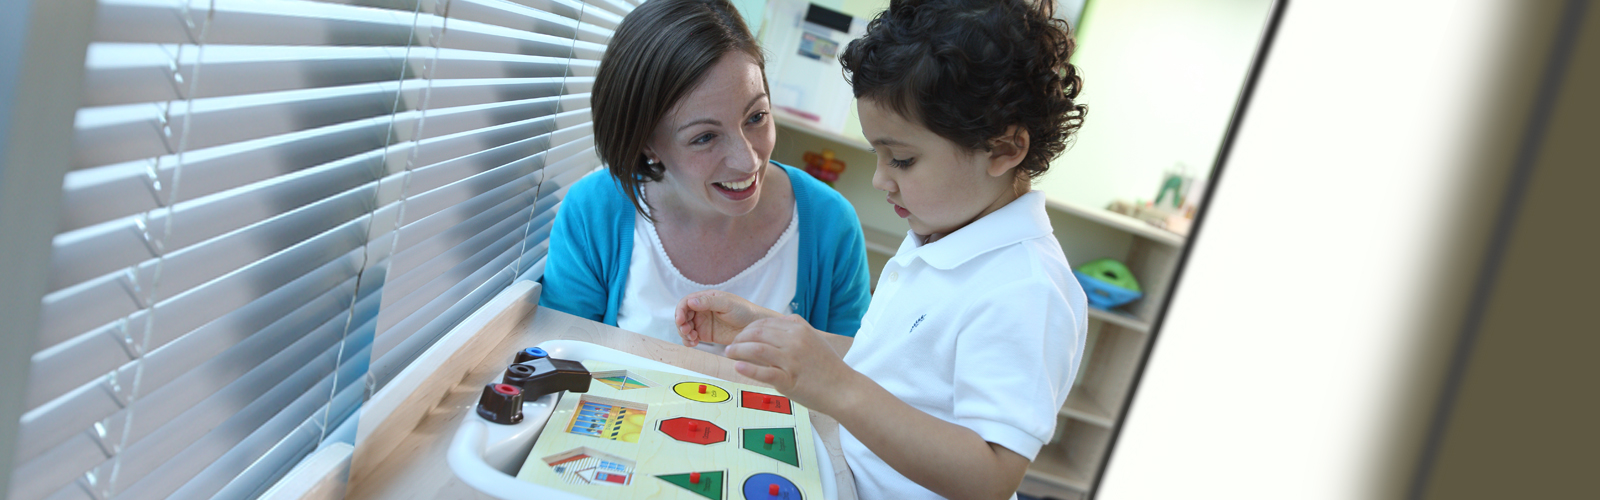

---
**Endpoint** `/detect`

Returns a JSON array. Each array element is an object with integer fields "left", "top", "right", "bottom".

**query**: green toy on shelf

[{"left": 1073, "top": 258, "right": 1143, "bottom": 310}]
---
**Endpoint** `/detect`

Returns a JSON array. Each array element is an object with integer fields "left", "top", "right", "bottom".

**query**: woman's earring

[{"left": 645, "top": 157, "right": 657, "bottom": 165}]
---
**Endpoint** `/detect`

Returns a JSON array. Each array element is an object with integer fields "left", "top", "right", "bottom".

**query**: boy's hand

[
  {"left": 724, "top": 315, "right": 859, "bottom": 415},
  {"left": 674, "top": 290, "right": 781, "bottom": 347}
]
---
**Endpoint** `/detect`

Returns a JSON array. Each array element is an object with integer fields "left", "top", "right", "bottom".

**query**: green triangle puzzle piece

[
  {"left": 741, "top": 427, "right": 800, "bottom": 467},
  {"left": 656, "top": 471, "right": 724, "bottom": 500}
]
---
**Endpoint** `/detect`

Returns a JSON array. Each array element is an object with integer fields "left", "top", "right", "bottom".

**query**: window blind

[{"left": 10, "top": 0, "right": 628, "bottom": 499}]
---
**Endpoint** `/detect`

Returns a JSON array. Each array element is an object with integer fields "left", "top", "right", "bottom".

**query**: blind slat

[
  {"left": 81, "top": 25, "right": 598, "bottom": 106},
  {"left": 52, "top": 100, "right": 588, "bottom": 295},
  {"left": 26, "top": 0, "right": 623, "bottom": 495},
  {"left": 57, "top": 117, "right": 391, "bottom": 231},
  {"left": 387, "top": 163, "right": 542, "bottom": 260},
  {"left": 374, "top": 227, "right": 525, "bottom": 344},
  {"left": 25, "top": 268, "right": 360, "bottom": 417},
  {"left": 58, "top": 81, "right": 587, "bottom": 231},
  {"left": 72, "top": 56, "right": 584, "bottom": 169},
  {"left": 82, "top": 44, "right": 409, "bottom": 108},
  {"left": 370, "top": 246, "right": 519, "bottom": 384},
  {"left": 384, "top": 200, "right": 535, "bottom": 311},
  {"left": 15, "top": 286, "right": 369, "bottom": 500},
  {"left": 38, "top": 198, "right": 372, "bottom": 352},
  {"left": 115, "top": 340, "right": 369, "bottom": 500},
  {"left": 17, "top": 245, "right": 370, "bottom": 466},
  {"left": 385, "top": 181, "right": 538, "bottom": 297},
  {"left": 50, "top": 161, "right": 378, "bottom": 293},
  {"left": 199, "top": 378, "right": 365, "bottom": 500},
  {"left": 95, "top": 0, "right": 420, "bottom": 47}
]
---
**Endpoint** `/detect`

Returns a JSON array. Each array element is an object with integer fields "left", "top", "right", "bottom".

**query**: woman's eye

[
  {"left": 747, "top": 111, "right": 768, "bottom": 125},
  {"left": 691, "top": 133, "right": 715, "bottom": 145},
  {"left": 890, "top": 157, "right": 915, "bottom": 169}
]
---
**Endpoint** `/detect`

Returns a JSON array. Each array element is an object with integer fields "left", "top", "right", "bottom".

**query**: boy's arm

[{"left": 727, "top": 317, "right": 1032, "bottom": 500}]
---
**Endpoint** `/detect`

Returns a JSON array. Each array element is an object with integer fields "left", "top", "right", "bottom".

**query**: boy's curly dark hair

[{"left": 839, "top": 0, "right": 1086, "bottom": 180}]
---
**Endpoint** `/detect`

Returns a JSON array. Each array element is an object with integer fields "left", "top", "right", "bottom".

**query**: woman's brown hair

[{"left": 591, "top": 0, "right": 767, "bottom": 218}]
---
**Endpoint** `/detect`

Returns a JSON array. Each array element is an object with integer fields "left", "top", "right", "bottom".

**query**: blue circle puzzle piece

[{"left": 742, "top": 473, "right": 801, "bottom": 500}]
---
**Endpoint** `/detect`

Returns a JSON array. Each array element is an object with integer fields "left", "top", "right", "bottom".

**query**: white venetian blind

[{"left": 9, "top": 0, "right": 630, "bottom": 499}]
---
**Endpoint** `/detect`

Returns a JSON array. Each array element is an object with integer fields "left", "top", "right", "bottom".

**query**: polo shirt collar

[{"left": 895, "top": 191, "right": 1054, "bottom": 270}]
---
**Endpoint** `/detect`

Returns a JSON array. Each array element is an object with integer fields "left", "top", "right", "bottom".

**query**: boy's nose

[{"left": 871, "top": 162, "right": 895, "bottom": 192}]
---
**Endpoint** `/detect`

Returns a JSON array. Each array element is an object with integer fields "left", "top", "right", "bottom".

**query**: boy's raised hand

[
  {"left": 674, "top": 290, "right": 782, "bottom": 347},
  {"left": 723, "top": 315, "right": 859, "bottom": 416}
]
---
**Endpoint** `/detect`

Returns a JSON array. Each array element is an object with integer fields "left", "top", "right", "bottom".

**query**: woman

[{"left": 539, "top": 0, "right": 871, "bottom": 352}]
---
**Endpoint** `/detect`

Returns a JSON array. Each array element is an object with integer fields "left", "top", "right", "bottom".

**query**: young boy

[{"left": 675, "top": 1, "right": 1088, "bottom": 498}]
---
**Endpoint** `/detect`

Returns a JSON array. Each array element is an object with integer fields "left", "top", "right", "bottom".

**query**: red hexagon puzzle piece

[{"left": 658, "top": 417, "right": 727, "bottom": 445}]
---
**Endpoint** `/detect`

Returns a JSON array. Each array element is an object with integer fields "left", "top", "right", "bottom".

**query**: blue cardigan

[{"left": 539, "top": 162, "right": 871, "bottom": 336}]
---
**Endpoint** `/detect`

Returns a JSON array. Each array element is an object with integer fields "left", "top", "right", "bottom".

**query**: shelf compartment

[
  {"left": 1059, "top": 389, "right": 1116, "bottom": 428},
  {"left": 773, "top": 108, "right": 872, "bottom": 152},
  {"left": 1086, "top": 306, "right": 1150, "bottom": 333},
  {"left": 1044, "top": 197, "right": 1186, "bottom": 247},
  {"left": 1018, "top": 474, "right": 1087, "bottom": 500},
  {"left": 1028, "top": 419, "right": 1111, "bottom": 493}
]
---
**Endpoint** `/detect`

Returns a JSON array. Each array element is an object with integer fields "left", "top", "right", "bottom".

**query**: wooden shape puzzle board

[{"left": 519, "top": 361, "right": 824, "bottom": 500}]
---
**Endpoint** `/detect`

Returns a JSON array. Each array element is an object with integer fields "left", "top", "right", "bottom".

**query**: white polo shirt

[{"left": 840, "top": 191, "right": 1087, "bottom": 500}]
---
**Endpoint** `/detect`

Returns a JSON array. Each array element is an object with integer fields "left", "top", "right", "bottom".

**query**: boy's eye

[
  {"left": 746, "top": 111, "right": 768, "bottom": 125},
  {"left": 691, "top": 133, "right": 715, "bottom": 145},
  {"left": 889, "top": 157, "right": 915, "bottom": 169}
]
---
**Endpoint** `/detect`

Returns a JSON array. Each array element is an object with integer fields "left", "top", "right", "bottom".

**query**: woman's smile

[{"left": 714, "top": 172, "right": 759, "bottom": 199}]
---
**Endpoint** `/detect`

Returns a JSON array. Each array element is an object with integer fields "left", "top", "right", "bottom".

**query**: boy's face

[{"left": 858, "top": 98, "right": 1022, "bottom": 243}]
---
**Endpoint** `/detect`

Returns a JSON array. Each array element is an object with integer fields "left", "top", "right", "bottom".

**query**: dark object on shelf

[
  {"left": 502, "top": 357, "right": 591, "bottom": 399},
  {"left": 513, "top": 346, "right": 549, "bottom": 363},
  {"left": 475, "top": 383, "right": 524, "bottom": 425}
]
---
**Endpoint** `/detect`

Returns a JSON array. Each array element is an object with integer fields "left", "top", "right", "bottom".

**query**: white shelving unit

[{"left": 772, "top": 120, "right": 1189, "bottom": 499}]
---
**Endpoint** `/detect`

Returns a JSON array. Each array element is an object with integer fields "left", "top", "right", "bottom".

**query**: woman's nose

[{"left": 729, "top": 132, "right": 762, "bottom": 173}]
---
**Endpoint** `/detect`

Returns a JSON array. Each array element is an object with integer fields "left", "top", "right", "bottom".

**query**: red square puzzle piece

[{"left": 739, "top": 390, "right": 792, "bottom": 414}]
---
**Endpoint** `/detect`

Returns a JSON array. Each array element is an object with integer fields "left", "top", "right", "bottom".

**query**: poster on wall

[{"left": 763, "top": 1, "right": 866, "bottom": 134}]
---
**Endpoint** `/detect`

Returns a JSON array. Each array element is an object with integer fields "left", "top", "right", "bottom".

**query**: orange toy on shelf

[{"left": 801, "top": 149, "right": 846, "bottom": 185}]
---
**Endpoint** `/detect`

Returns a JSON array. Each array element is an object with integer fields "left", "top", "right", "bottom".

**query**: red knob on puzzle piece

[
  {"left": 764, "top": 433, "right": 774, "bottom": 444},
  {"left": 769, "top": 484, "right": 780, "bottom": 495},
  {"left": 690, "top": 472, "right": 700, "bottom": 484},
  {"left": 698, "top": 384, "right": 707, "bottom": 394}
]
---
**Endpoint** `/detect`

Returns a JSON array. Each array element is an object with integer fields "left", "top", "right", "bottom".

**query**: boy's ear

[{"left": 986, "top": 125, "right": 1029, "bottom": 178}]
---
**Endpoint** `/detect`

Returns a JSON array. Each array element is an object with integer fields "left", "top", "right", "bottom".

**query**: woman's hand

[
  {"left": 674, "top": 290, "right": 782, "bottom": 347},
  {"left": 723, "top": 315, "right": 860, "bottom": 415}
]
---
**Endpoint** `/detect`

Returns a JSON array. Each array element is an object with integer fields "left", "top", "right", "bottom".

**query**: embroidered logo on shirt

[{"left": 909, "top": 314, "right": 927, "bottom": 334}]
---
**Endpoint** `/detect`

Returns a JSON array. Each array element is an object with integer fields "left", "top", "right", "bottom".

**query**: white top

[
  {"left": 839, "top": 191, "right": 1088, "bottom": 500},
  {"left": 616, "top": 203, "right": 800, "bottom": 355}
]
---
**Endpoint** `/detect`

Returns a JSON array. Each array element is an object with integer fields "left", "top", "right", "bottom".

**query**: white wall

[
  {"left": 1035, "top": 0, "right": 1274, "bottom": 210},
  {"left": 1097, "top": 0, "right": 1542, "bottom": 498}
]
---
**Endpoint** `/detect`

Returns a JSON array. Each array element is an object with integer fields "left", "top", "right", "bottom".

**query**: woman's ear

[{"left": 986, "top": 125, "right": 1029, "bottom": 178}]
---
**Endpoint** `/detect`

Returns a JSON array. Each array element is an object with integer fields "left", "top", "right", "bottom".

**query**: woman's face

[{"left": 644, "top": 52, "right": 776, "bottom": 219}]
